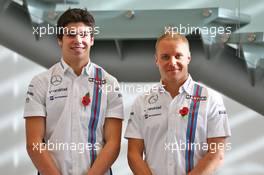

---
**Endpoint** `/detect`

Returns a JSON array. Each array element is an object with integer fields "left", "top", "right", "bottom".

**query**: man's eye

[
  {"left": 175, "top": 55, "right": 184, "bottom": 59},
  {"left": 80, "top": 32, "right": 88, "bottom": 38},
  {"left": 67, "top": 33, "right": 76, "bottom": 37},
  {"left": 161, "top": 55, "right": 170, "bottom": 60},
  {"left": 66, "top": 30, "right": 77, "bottom": 37}
]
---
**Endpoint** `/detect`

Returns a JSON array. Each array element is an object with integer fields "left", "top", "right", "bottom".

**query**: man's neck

[
  {"left": 63, "top": 57, "right": 89, "bottom": 76},
  {"left": 162, "top": 76, "right": 188, "bottom": 98}
]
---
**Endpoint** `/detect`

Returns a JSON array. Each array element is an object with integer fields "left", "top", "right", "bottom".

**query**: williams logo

[
  {"left": 88, "top": 78, "right": 106, "bottom": 85},
  {"left": 186, "top": 94, "right": 207, "bottom": 101}
]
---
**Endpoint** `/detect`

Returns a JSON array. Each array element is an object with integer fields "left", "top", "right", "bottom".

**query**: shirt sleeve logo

[
  {"left": 218, "top": 110, "right": 227, "bottom": 115},
  {"left": 26, "top": 97, "right": 30, "bottom": 103}
]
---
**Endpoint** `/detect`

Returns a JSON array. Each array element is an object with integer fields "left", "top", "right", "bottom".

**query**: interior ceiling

[{"left": 0, "top": 0, "right": 263, "bottom": 115}]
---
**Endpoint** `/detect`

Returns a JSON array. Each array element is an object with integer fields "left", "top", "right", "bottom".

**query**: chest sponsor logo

[
  {"left": 186, "top": 94, "right": 207, "bottom": 101},
  {"left": 50, "top": 75, "right": 62, "bottom": 86},
  {"left": 144, "top": 113, "right": 161, "bottom": 119},
  {"left": 144, "top": 107, "right": 162, "bottom": 119},
  {"left": 148, "top": 94, "right": 159, "bottom": 104},
  {"left": 49, "top": 95, "right": 67, "bottom": 101},
  {"left": 49, "top": 88, "right": 67, "bottom": 94},
  {"left": 148, "top": 105, "right": 162, "bottom": 111},
  {"left": 88, "top": 78, "right": 106, "bottom": 85}
]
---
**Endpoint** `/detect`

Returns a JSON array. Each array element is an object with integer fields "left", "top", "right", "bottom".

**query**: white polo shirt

[
  {"left": 125, "top": 75, "right": 231, "bottom": 175},
  {"left": 24, "top": 59, "right": 124, "bottom": 175}
]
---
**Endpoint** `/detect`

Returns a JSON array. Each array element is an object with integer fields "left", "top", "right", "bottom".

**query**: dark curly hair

[{"left": 57, "top": 8, "right": 95, "bottom": 40}]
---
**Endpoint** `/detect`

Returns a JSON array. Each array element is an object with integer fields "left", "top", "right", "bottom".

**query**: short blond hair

[{"left": 155, "top": 32, "right": 190, "bottom": 51}]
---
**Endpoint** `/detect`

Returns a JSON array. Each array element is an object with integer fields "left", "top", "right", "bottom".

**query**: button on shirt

[
  {"left": 24, "top": 59, "right": 124, "bottom": 175},
  {"left": 125, "top": 75, "right": 231, "bottom": 175}
]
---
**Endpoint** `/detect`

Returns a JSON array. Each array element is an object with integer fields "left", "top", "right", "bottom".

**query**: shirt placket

[
  {"left": 164, "top": 93, "right": 174, "bottom": 175},
  {"left": 174, "top": 94, "right": 185, "bottom": 175},
  {"left": 168, "top": 94, "right": 185, "bottom": 175}
]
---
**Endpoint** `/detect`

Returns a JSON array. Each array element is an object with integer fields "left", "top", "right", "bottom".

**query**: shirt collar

[
  {"left": 158, "top": 74, "right": 193, "bottom": 95},
  {"left": 60, "top": 58, "right": 69, "bottom": 73},
  {"left": 180, "top": 74, "right": 193, "bottom": 94},
  {"left": 82, "top": 60, "right": 92, "bottom": 76},
  {"left": 59, "top": 58, "right": 92, "bottom": 76}
]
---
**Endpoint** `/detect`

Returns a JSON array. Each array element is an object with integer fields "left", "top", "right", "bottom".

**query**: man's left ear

[
  {"left": 90, "top": 37, "right": 94, "bottom": 45},
  {"left": 188, "top": 56, "right": 191, "bottom": 63},
  {"left": 187, "top": 52, "right": 191, "bottom": 64}
]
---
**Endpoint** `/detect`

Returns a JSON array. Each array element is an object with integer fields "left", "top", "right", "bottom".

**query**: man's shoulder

[
  {"left": 30, "top": 62, "right": 61, "bottom": 84},
  {"left": 190, "top": 80, "right": 210, "bottom": 95},
  {"left": 191, "top": 80, "right": 223, "bottom": 102}
]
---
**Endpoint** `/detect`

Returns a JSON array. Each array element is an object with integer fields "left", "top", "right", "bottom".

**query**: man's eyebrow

[{"left": 80, "top": 31, "right": 89, "bottom": 33}]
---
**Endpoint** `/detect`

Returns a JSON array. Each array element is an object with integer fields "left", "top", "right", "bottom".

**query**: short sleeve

[
  {"left": 207, "top": 91, "right": 231, "bottom": 138},
  {"left": 124, "top": 96, "right": 144, "bottom": 139},
  {"left": 23, "top": 75, "right": 47, "bottom": 118},
  {"left": 105, "top": 77, "right": 124, "bottom": 119}
]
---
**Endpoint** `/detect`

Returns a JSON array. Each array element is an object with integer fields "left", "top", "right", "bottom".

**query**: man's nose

[
  {"left": 74, "top": 34, "right": 82, "bottom": 43},
  {"left": 169, "top": 56, "right": 178, "bottom": 65}
]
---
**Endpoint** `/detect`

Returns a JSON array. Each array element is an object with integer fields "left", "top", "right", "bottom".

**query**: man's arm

[
  {"left": 127, "top": 138, "right": 153, "bottom": 175},
  {"left": 26, "top": 117, "right": 61, "bottom": 175},
  {"left": 87, "top": 118, "right": 122, "bottom": 175},
  {"left": 188, "top": 137, "right": 226, "bottom": 175}
]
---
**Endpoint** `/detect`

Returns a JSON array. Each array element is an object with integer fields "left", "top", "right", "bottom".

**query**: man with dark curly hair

[{"left": 24, "top": 8, "right": 123, "bottom": 175}]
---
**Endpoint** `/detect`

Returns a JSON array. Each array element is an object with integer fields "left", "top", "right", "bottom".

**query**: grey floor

[{"left": 0, "top": 45, "right": 263, "bottom": 175}]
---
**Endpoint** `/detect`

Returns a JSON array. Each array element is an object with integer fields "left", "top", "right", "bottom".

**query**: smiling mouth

[
  {"left": 70, "top": 46, "right": 86, "bottom": 53},
  {"left": 167, "top": 68, "right": 181, "bottom": 72},
  {"left": 71, "top": 46, "right": 85, "bottom": 49}
]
